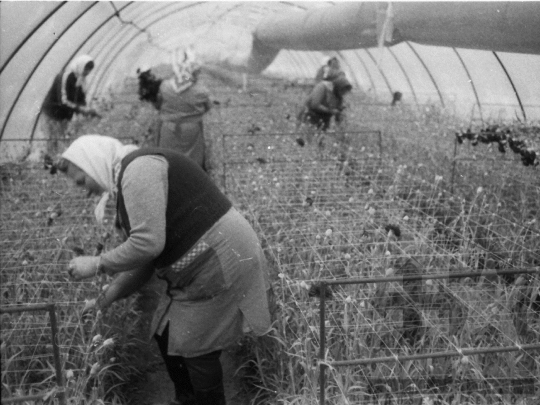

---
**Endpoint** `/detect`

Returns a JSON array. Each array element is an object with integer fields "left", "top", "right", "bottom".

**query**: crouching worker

[
  {"left": 297, "top": 73, "right": 352, "bottom": 133},
  {"left": 59, "top": 135, "right": 271, "bottom": 405}
]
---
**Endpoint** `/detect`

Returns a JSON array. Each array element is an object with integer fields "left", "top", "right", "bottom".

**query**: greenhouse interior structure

[{"left": 1, "top": 1, "right": 539, "bottom": 404}]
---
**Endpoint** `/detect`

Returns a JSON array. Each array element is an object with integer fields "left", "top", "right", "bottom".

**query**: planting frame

[
  {"left": 219, "top": 115, "right": 539, "bottom": 403},
  {"left": 0, "top": 303, "right": 66, "bottom": 405},
  {"left": 1, "top": 71, "right": 538, "bottom": 404},
  {"left": 317, "top": 269, "right": 540, "bottom": 404}
]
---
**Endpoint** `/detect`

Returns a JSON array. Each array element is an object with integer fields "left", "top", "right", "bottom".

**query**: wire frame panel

[{"left": 219, "top": 100, "right": 540, "bottom": 403}]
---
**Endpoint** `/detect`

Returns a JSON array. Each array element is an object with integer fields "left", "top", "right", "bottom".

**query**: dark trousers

[
  {"left": 155, "top": 324, "right": 226, "bottom": 405},
  {"left": 305, "top": 110, "right": 332, "bottom": 131}
]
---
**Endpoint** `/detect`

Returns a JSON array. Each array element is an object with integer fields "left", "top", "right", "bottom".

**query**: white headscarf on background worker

[
  {"left": 65, "top": 55, "right": 94, "bottom": 93},
  {"left": 170, "top": 48, "right": 201, "bottom": 93},
  {"left": 61, "top": 135, "right": 139, "bottom": 224}
]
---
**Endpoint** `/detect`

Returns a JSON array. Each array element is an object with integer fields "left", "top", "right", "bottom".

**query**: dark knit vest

[{"left": 116, "top": 148, "right": 232, "bottom": 268}]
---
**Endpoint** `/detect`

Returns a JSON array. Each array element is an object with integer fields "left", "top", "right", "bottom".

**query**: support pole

[
  {"left": 450, "top": 138, "right": 458, "bottom": 193},
  {"left": 319, "top": 282, "right": 327, "bottom": 405}
]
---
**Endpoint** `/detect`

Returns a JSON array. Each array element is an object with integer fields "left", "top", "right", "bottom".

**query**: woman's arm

[
  {"left": 96, "top": 264, "right": 155, "bottom": 309},
  {"left": 308, "top": 83, "right": 337, "bottom": 115},
  {"left": 100, "top": 155, "right": 169, "bottom": 275}
]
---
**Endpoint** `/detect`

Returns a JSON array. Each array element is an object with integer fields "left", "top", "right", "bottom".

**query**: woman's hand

[
  {"left": 81, "top": 287, "right": 112, "bottom": 320},
  {"left": 81, "top": 298, "right": 98, "bottom": 322},
  {"left": 79, "top": 106, "right": 101, "bottom": 118},
  {"left": 82, "top": 298, "right": 97, "bottom": 314},
  {"left": 68, "top": 256, "right": 101, "bottom": 280}
]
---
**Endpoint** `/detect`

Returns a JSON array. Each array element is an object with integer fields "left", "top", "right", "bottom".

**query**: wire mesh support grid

[
  {"left": 317, "top": 267, "right": 540, "bottom": 405},
  {"left": 450, "top": 138, "right": 458, "bottom": 194},
  {"left": 221, "top": 129, "right": 383, "bottom": 186},
  {"left": 0, "top": 303, "right": 66, "bottom": 405}
]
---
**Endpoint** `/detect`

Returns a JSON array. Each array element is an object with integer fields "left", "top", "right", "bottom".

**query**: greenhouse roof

[{"left": 1, "top": 1, "right": 540, "bottom": 160}]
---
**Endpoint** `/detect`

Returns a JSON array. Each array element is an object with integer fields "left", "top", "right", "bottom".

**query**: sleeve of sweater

[
  {"left": 307, "top": 83, "right": 329, "bottom": 113},
  {"left": 100, "top": 155, "right": 168, "bottom": 274}
]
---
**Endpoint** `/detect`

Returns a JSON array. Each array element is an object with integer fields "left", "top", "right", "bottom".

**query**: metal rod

[
  {"left": 49, "top": 304, "right": 66, "bottom": 405},
  {"left": 377, "top": 130, "right": 383, "bottom": 161},
  {"left": 0, "top": 303, "right": 66, "bottom": 405},
  {"left": 222, "top": 129, "right": 227, "bottom": 193},
  {"left": 387, "top": 47, "right": 419, "bottom": 106},
  {"left": 0, "top": 303, "right": 53, "bottom": 313},
  {"left": 353, "top": 51, "right": 377, "bottom": 95},
  {"left": 364, "top": 48, "right": 394, "bottom": 98},
  {"left": 319, "top": 282, "right": 327, "bottom": 405},
  {"left": 1, "top": 393, "right": 54, "bottom": 404},
  {"left": 2, "top": 2, "right": 99, "bottom": 141},
  {"left": 327, "top": 343, "right": 540, "bottom": 367},
  {"left": 405, "top": 42, "right": 445, "bottom": 108},
  {"left": 318, "top": 267, "right": 538, "bottom": 287},
  {"left": 450, "top": 137, "right": 458, "bottom": 194},
  {"left": 492, "top": 51, "right": 527, "bottom": 123},
  {"left": 0, "top": 3, "right": 64, "bottom": 75},
  {"left": 221, "top": 130, "right": 382, "bottom": 138},
  {"left": 453, "top": 47, "right": 484, "bottom": 126}
]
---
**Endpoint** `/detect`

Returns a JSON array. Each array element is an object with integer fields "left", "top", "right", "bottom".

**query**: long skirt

[{"left": 151, "top": 207, "right": 271, "bottom": 357}]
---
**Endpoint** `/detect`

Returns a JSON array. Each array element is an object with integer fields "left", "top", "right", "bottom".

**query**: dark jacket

[{"left": 42, "top": 71, "right": 87, "bottom": 121}]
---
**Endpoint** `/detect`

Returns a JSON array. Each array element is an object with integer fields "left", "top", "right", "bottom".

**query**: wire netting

[
  {"left": 1, "top": 69, "right": 538, "bottom": 404},
  {"left": 211, "top": 74, "right": 539, "bottom": 403},
  {"left": 0, "top": 155, "right": 143, "bottom": 402}
]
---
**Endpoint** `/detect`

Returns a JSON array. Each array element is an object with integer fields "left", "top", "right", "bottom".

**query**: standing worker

[
  {"left": 155, "top": 50, "right": 211, "bottom": 170},
  {"left": 41, "top": 55, "right": 99, "bottom": 151},
  {"left": 59, "top": 135, "right": 271, "bottom": 405}
]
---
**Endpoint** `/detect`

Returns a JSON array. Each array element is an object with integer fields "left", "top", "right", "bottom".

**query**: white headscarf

[
  {"left": 62, "top": 134, "right": 139, "bottom": 224},
  {"left": 170, "top": 49, "right": 201, "bottom": 93},
  {"left": 67, "top": 55, "right": 94, "bottom": 91}
]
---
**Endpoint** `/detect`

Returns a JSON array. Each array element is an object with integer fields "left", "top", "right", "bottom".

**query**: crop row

[{"left": 205, "top": 75, "right": 539, "bottom": 404}]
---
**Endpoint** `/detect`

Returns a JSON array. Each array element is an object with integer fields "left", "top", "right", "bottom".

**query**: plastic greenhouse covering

[
  {"left": 1, "top": 1, "right": 540, "bottom": 160},
  {"left": 1, "top": 2, "right": 540, "bottom": 405}
]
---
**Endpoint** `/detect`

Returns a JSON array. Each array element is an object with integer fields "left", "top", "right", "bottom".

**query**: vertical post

[
  {"left": 242, "top": 73, "right": 248, "bottom": 92},
  {"left": 221, "top": 133, "right": 227, "bottom": 193},
  {"left": 319, "top": 282, "right": 327, "bottom": 405},
  {"left": 450, "top": 138, "right": 458, "bottom": 194},
  {"left": 48, "top": 304, "right": 66, "bottom": 405},
  {"left": 377, "top": 130, "right": 383, "bottom": 162}
]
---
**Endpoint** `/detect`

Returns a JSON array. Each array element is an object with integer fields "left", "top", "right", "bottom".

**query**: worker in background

[
  {"left": 154, "top": 49, "right": 211, "bottom": 170},
  {"left": 298, "top": 72, "right": 353, "bottom": 133},
  {"left": 391, "top": 91, "right": 403, "bottom": 106},
  {"left": 314, "top": 56, "right": 342, "bottom": 84},
  {"left": 41, "top": 55, "right": 100, "bottom": 152},
  {"left": 58, "top": 135, "right": 271, "bottom": 405}
]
